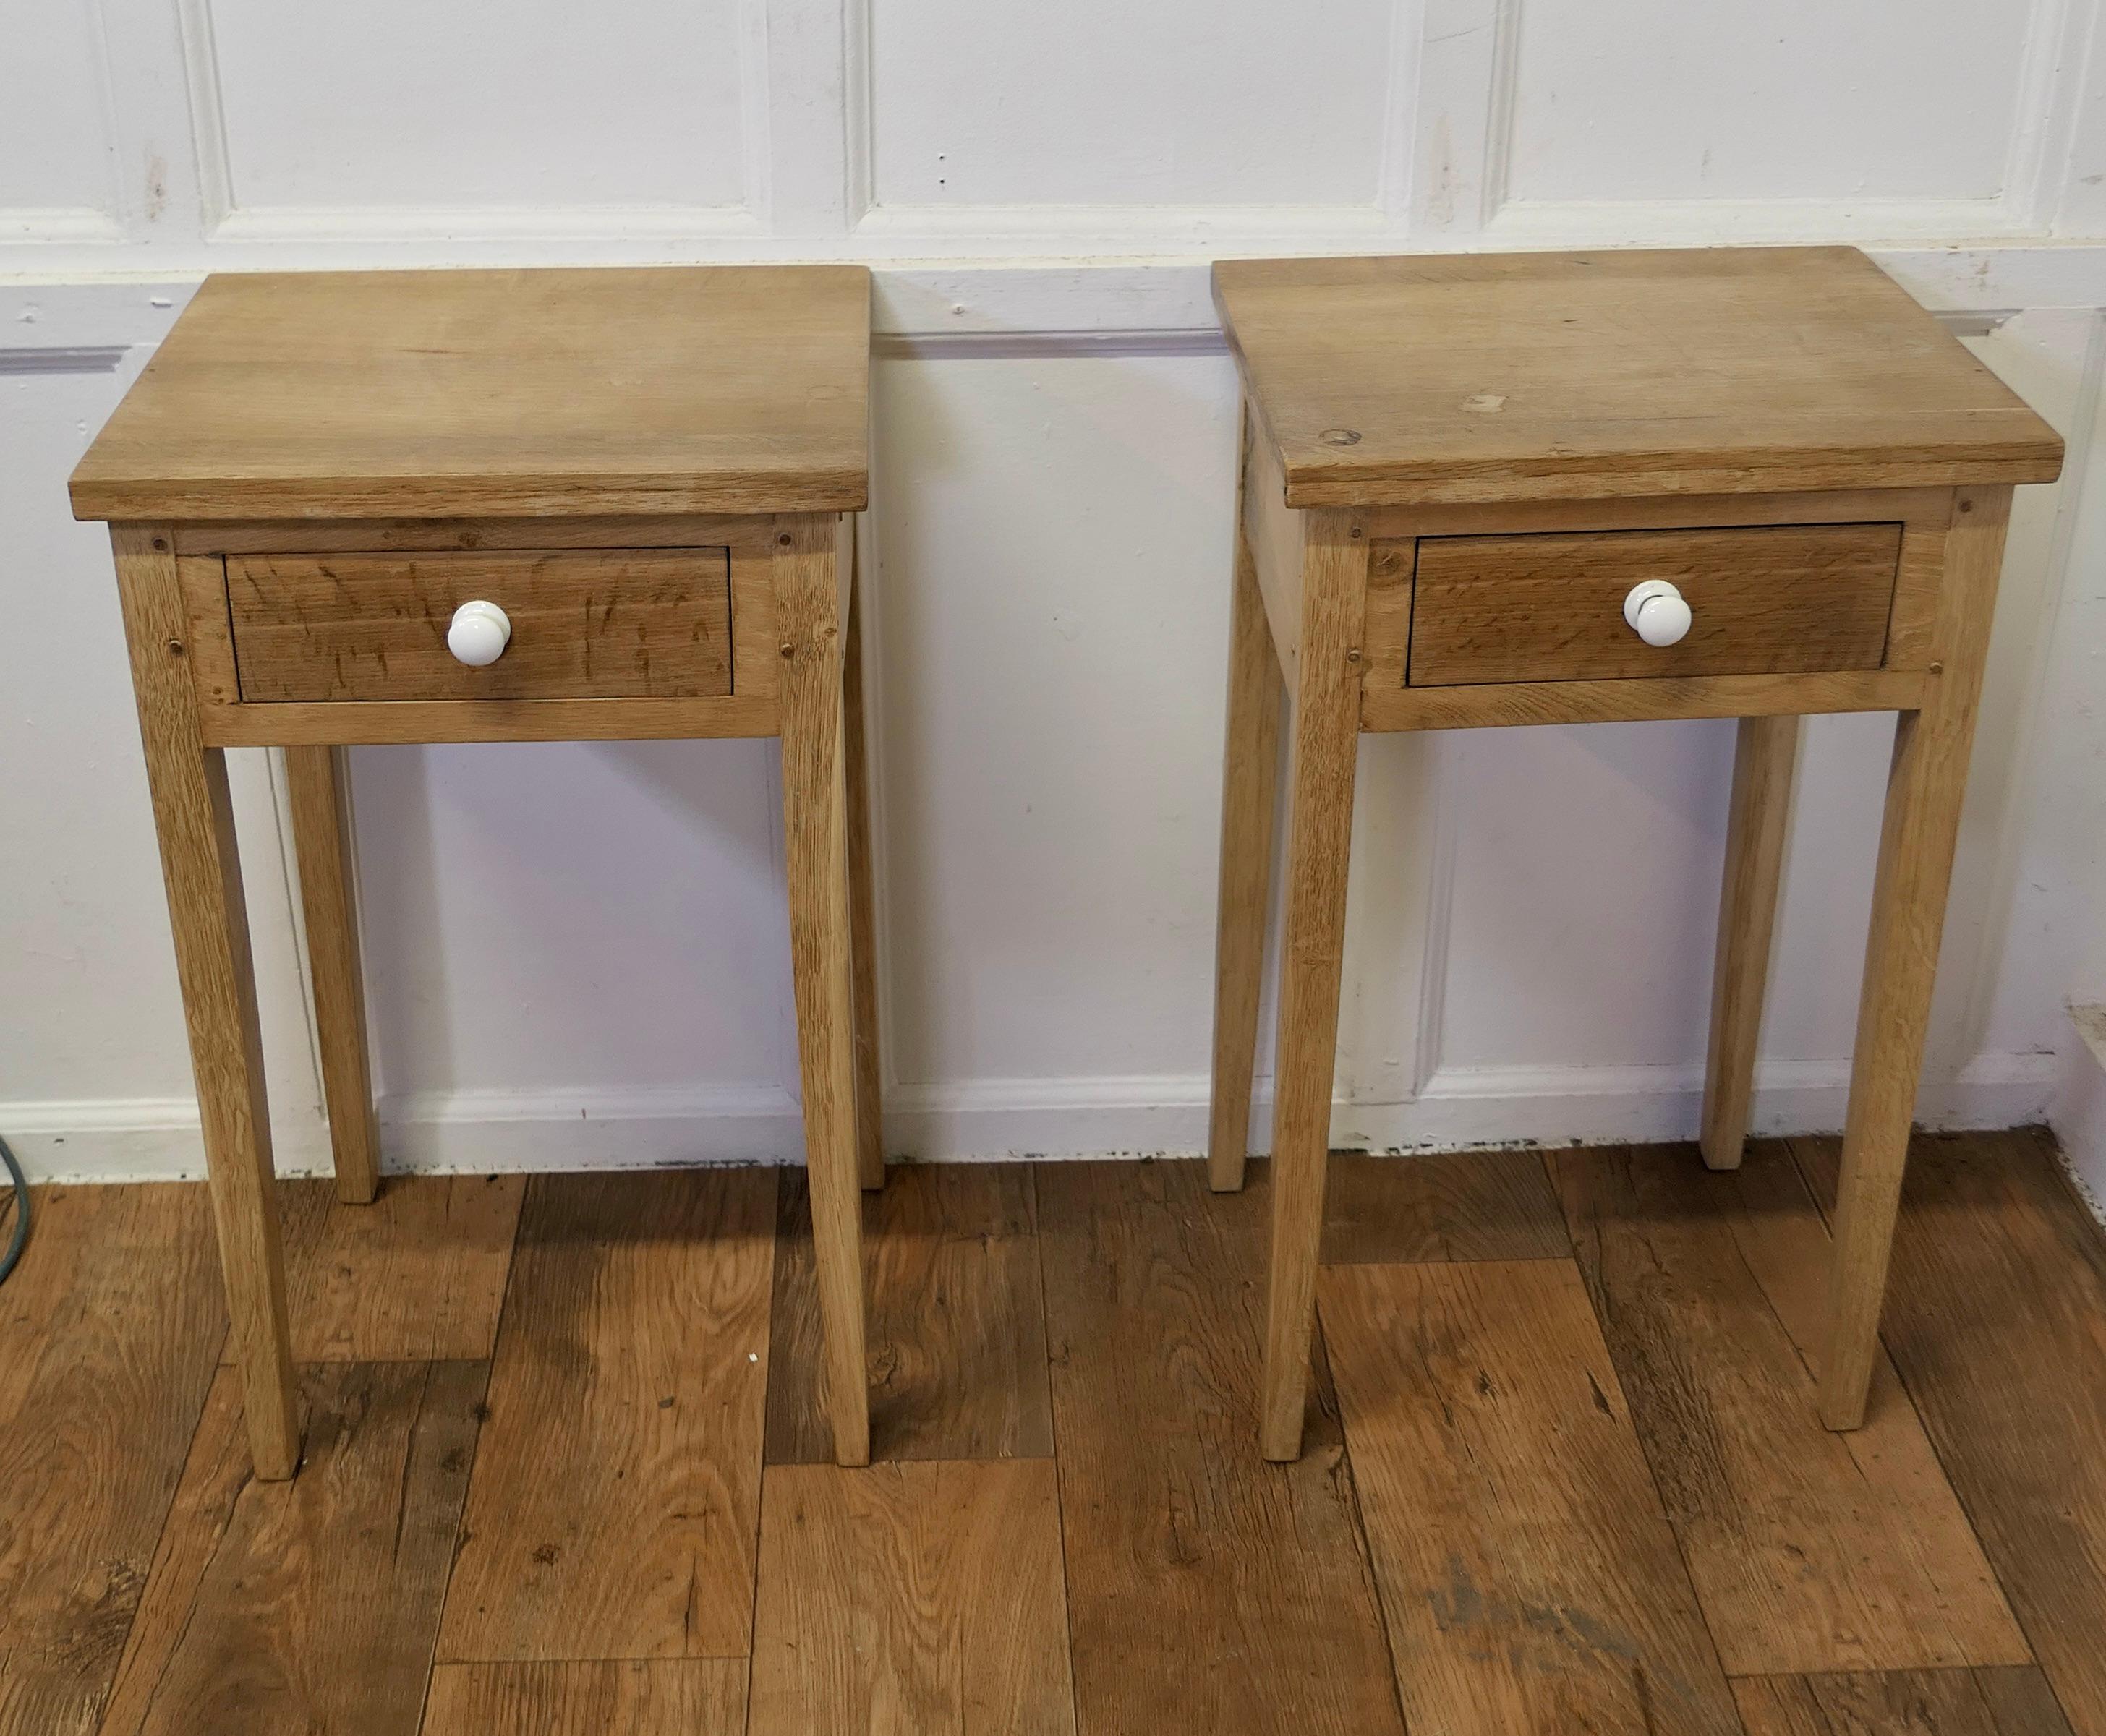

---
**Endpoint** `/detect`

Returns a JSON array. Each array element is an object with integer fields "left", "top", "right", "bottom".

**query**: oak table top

[
  {"left": 68, "top": 265, "right": 871, "bottom": 522},
  {"left": 1211, "top": 247, "right": 2063, "bottom": 508}
]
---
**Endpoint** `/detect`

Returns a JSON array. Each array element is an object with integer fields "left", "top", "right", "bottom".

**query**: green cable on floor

[{"left": 0, "top": 1134, "right": 29, "bottom": 1286}]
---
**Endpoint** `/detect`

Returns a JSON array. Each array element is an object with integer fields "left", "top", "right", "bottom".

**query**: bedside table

[
  {"left": 71, "top": 266, "right": 882, "bottom": 1475},
  {"left": 1205, "top": 248, "right": 2065, "bottom": 1461}
]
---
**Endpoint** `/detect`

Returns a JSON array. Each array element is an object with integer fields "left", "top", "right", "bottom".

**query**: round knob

[
  {"left": 446, "top": 600, "right": 511, "bottom": 667},
  {"left": 1623, "top": 579, "right": 1692, "bottom": 648}
]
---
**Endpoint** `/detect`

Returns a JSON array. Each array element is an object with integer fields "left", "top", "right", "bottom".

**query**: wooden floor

[{"left": 4, "top": 1129, "right": 2105, "bottom": 1735}]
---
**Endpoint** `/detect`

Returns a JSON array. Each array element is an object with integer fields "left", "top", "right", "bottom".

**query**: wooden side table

[
  {"left": 70, "top": 266, "right": 883, "bottom": 1475},
  {"left": 1206, "top": 248, "right": 2065, "bottom": 1461}
]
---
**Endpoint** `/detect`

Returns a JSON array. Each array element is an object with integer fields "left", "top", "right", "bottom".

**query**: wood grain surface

[
  {"left": 1320, "top": 1150, "right": 1570, "bottom": 1265},
  {"left": 173, "top": 513, "right": 772, "bottom": 555},
  {"left": 1259, "top": 509, "right": 1369, "bottom": 1460},
  {"left": 766, "top": 1163, "right": 1051, "bottom": 1464},
  {"left": 111, "top": 523, "right": 299, "bottom": 1481},
  {"left": 281, "top": 744, "right": 380, "bottom": 1203},
  {"left": 1734, "top": 1668, "right": 2077, "bottom": 1736},
  {"left": 1206, "top": 474, "right": 1284, "bottom": 1193},
  {"left": 1363, "top": 665, "right": 1928, "bottom": 731},
  {"left": 1037, "top": 1160, "right": 1406, "bottom": 1736},
  {"left": 1406, "top": 522, "right": 1900, "bottom": 685},
  {"left": 1796, "top": 1130, "right": 2106, "bottom": 1736},
  {"left": 1700, "top": 715, "right": 1801, "bottom": 1171},
  {"left": 70, "top": 267, "right": 871, "bottom": 520},
  {"left": 100, "top": 1360, "right": 484, "bottom": 1736},
  {"left": 1820, "top": 487, "right": 2013, "bottom": 1429},
  {"left": 842, "top": 550, "right": 884, "bottom": 1190},
  {"left": 773, "top": 511, "right": 871, "bottom": 1467},
  {"left": 1554, "top": 1145, "right": 2026, "bottom": 1676},
  {"left": 227, "top": 549, "right": 733, "bottom": 702},
  {"left": 0, "top": 1185, "right": 223, "bottom": 1736},
  {"left": 1214, "top": 248, "right": 2063, "bottom": 507},
  {"left": 14, "top": 1140, "right": 2106, "bottom": 1736},
  {"left": 1242, "top": 399, "right": 1305, "bottom": 683},
  {"left": 262, "top": 1174, "right": 524, "bottom": 1364},
  {"left": 437, "top": 1171, "right": 774, "bottom": 1662},
  {"left": 750, "top": 1461, "right": 1076, "bottom": 1735},
  {"left": 1357, "top": 484, "right": 1956, "bottom": 543},
  {"left": 422, "top": 1661, "right": 748, "bottom": 1735},
  {"left": 1321, "top": 1257, "right": 1741, "bottom": 1736},
  {"left": 199, "top": 691, "right": 781, "bottom": 747}
]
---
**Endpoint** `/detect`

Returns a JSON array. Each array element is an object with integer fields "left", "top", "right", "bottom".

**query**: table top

[
  {"left": 1213, "top": 247, "right": 2063, "bottom": 508},
  {"left": 70, "top": 266, "right": 870, "bottom": 522}
]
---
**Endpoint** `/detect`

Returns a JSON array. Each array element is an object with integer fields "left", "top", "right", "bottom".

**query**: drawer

[
  {"left": 226, "top": 548, "right": 733, "bottom": 702},
  {"left": 1403, "top": 522, "right": 1902, "bottom": 688}
]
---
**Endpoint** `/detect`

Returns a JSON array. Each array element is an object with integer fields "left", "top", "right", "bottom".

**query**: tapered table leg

[
  {"left": 1820, "top": 486, "right": 2011, "bottom": 1429},
  {"left": 114, "top": 524, "right": 301, "bottom": 1480},
  {"left": 284, "top": 744, "right": 381, "bottom": 1205},
  {"left": 1700, "top": 714, "right": 1799, "bottom": 1171},
  {"left": 842, "top": 538, "right": 886, "bottom": 1193},
  {"left": 1259, "top": 511, "right": 1368, "bottom": 1462},
  {"left": 776, "top": 514, "right": 872, "bottom": 1467},
  {"left": 1208, "top": 509, "right": 1284, "bottom": 1194}
]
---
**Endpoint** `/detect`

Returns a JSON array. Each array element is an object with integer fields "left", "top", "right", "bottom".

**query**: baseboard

[
  {"left": 1360, "top": 1053, "right": 2062, "bottom": 1153},
  {"left": 377, "top": 1086, "right": 806, "bottom": 1172},
  {"left": 2052, "top": 1007, "right": 2106, "bottom": 1215},
  {"left": 0, "top": 1097, "right": 328, "bottom": 1184},
  {"left": 4, "top": 1053, "right": 2061, "bottom": 1182},
  {"left": 881, "top": 1075, "right": 1229, "bottom": 1160}
]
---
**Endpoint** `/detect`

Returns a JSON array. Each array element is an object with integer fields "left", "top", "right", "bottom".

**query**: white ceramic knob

[
  {"left": 446, "top": 599, "right": 511, "bottom": 667},
  {"left": 1623, "top": 579, "right": 1693, "bottom": 648}
]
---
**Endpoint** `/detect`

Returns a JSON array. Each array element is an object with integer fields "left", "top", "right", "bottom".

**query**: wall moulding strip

[
  {"left": 0, "top": 345, "right": 128, "bottom": 375},
  {"left": 1483, "top": 197, "right": 2035, "bottom": 247},
  {"left": 171, "top": 0, "right": 233, "bottom": 226},
  {"left": 2006, "top": 0, "right": 2102, "bottom": 228},
  {"left": 206, "top": 205, "right": 771, "bottom": 244},
  {"left": 7, "top": 247, "right": 2105, "bottom": 356},
  {"left": 9, "top": 1050, "right": 2061, "bottom": 1182}
]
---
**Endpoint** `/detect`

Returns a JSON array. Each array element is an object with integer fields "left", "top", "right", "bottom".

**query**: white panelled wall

[{"left": 6, "top": 0, "right": 2106, "bottom": 1186}]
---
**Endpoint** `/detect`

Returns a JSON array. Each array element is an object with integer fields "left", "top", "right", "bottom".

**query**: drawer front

[
  {"left": 1404, "top": 522, "right": 1901, "bottom": 688},
  {"left": 227, "top": 548, "right": 733, "bottom": 702}
]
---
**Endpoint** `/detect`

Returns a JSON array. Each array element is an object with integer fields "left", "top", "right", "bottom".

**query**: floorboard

[
  {"left": 436, "top": 1170, "right": 775, "bottom": 1663},
  {"left": 767, "top": 1163, "right": 1052, "bottom": 1464},
  {"left": 749, "top": 1460, "right": 1075, "bottom": 1734},
  {"left": 1794, "top": 1130, "right": 2106, "bottom": 1736},
  {"left": 1553, "top": 1142, "right": 2026, "bottom": 1675},
  {"left": 1037, "top": 1160, "right": 1405, "bottom": 1736},
  {"left": 0, "top": 1184, "right": 223, "bottom": 1736},
  {"left": 98, "top": 1359, "right": 484, "bottom": 1735},
  {"left": 1321, "top": 1257, "right": 1742, "bottom": 1736},
  {"left": 14, "top": 1145, "right": 2106, "bottom": 1734},
  {"left": 1734, "top": 1666, "right": 2078, "bottom": 1735},
  {"left": 260, "top": 1174, "right": 524, "bottom": 1363},
  {"left": 422, "top": 1660, "right": 747, "bottom": 1735},
  {"left": 1321, "top": 1149, "right": 1570, "bottom": 1265}
]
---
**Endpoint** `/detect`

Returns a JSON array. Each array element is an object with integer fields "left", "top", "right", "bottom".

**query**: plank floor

[{"left": 2, "top": 1137, "right": 2103, "bottom": 1735}]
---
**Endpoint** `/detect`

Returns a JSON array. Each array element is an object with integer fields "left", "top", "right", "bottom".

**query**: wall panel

[
  {"left": 206, "top": 0, "right": 751, "bottom": 213},
  {"left": 351, "top": 740, "right": 794, "bottom": 1099},
  {"left": 0, "top": 4, "right": 114, "bottom": 220},
  {"left": 866, "top": 0, "right": 1396, "bottom": 208},
  {"left": 1505, "top": 0, "right": 2033, "bottom": 205}
]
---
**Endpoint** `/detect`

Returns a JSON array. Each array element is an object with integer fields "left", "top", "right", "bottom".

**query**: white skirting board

[
  {"left": 3, "top": 1051, "right": 2063, "bottom": 1187},
  {"left": 2052, "top": 1006, "right": 2106, "bottom": 1215}
]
